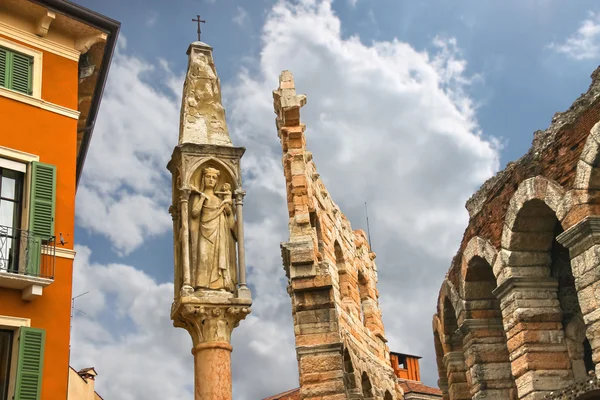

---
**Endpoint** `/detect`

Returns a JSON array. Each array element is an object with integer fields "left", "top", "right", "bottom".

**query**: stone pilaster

[
  {"left": 493, "top": 277, "right": 573, "bottom": 399},
  {"left": 171, "top": 293, "right": 251, "bottom": 400},
  {"left": 443, "top": 351, "right": 471, "bottom": 400},
  {"left": 460, "top": 318, "right": 517, "bottom": 400},
  {"left": 557, "top": 216, "right": 600, "bottom": 375}
]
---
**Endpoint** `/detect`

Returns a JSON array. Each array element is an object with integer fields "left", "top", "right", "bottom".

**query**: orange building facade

[{"left": 0, "top": 1, "right": 118, "bottom": 399}]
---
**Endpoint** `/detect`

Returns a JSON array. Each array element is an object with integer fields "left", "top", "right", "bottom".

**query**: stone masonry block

[{"left": 299, "top": 353, "right": 343, "bottom": 374}]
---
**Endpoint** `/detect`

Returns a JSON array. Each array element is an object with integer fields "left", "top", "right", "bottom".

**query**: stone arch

[
  {"left": 440, "top": 295, "right": 470, "bottom": 400},
  {"left": 384, "top": 390, "right": 393, "bottom": 400},
  {"left": 433, "top": 315, "right": 450, "bottom": 400},
  {"left": 574, "top": 120, "right": 600, "bottom": 190},
  {"left": 497, "top": 176, "right": 582, "bottom": 398},
  {"left": 438, "top": 280, "right": 463, "bottom": 326},
  {"left": 187, "top": 157, "right": 238, "bottom": 191},
  {"left": 461, "top": 237, "right": 517, "bottom": 399},
  {"left": 361, "top": 371, "right": 374, "bottom": 398},
  {"left": 342, "top": 347, "right": 358, "bottom": 392}
]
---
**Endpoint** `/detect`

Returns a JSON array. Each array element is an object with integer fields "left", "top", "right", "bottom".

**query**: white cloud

[
  {"left": 233, "top": 6, "right": 249, "bottom": 26},
  {"left": 348, "top": 0, "right": 359, "bottom": 7},
  {"left": 76, "top": 39, "right": 179, "bottom": 255},
  {"left": 549, "top": 11, "right": 600, "bottom": 60},
  {"left": 225, "top": 0, "right": 499, "bottom": 387},
  {"left": 73, "top": 0, "right": 500, "bottom": 398},
  {"left": 70, "top": 246, "right": 193, "bottom": 399}
]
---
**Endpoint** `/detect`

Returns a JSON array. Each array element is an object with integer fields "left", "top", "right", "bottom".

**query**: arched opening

[
  {"left": 441, "top": 297, "right": 470, "bottom": 400},
  {"left": 358, "top": 270, "right": 368, "bottom": 325},
  {"left": 463, "top": 253, "right": 517, "bottom": 398},
  {"left": 342, "top": 348, "right": 357, "bottom": 391},
  {"left": 503, "top": 195, "right": 589, "bottom": 394},
  {"left": 433, "top": 328, "right": 449, "bottom": 399},
  {"left": 384, "top": 390, "right": 393, "bottom": 400},
  {"left": 554, "top": 232, "right": 593, "bottom": 380},
  {"left": 361, "top": 372, "right": 373, "bottom": 398},
  {"left": 336, "top": 241, "right": 359, "bottom": 318}
]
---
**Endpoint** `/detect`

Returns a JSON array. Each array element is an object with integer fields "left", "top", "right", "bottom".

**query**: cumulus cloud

[
  {"left": 75, "top": 39, "right": 179, "bottom": 255},
  {"left": 73, "top": 0, "right": 500, "bottom": 398},
  {"left": 225, "top": 0, "right": 499, "bottom": 387},
  {"left": 549, "top": 11, "right": 600, "bottom": 60}
]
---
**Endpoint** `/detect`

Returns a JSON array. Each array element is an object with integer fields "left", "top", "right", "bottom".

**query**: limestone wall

[
  {"left": 274, "top": 71, "right": 400, "bottom": 400},
  {"left": 434, "top": 66, "right": 600, "bottom": 400}
]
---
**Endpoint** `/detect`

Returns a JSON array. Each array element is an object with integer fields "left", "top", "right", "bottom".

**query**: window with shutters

[
  {"left": 0, "top": 38, "right": 42, "bottom": 99},
  {"left": 0, "top": 47, "right": 33, "bottom": 95},
  {"left": 0, "top": 166, "right": 25, "bottom": 274},
  {"left": 0, "top": 156, "right": 56, "bottom": 290},
  {"left": 0, "top": 323, "right": 45, "bottom": 400}
]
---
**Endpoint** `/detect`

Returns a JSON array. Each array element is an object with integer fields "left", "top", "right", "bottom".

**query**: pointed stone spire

[{"left": 179, "top": 41, "right": 232, "bottom": 146}]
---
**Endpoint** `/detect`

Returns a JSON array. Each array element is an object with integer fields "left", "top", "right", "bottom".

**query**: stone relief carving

[
  {"left": 189, "top": 166, "right": 237, "bottom": 292},
  {"left": 179, "top": 45, "right": 232, "bottom": 146}
]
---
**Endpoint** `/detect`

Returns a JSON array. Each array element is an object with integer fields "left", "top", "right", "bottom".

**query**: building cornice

[
  {"left": 0, "top": 21, "right": 79, "bottom": 61},
  {"left": 556, "top": 216, "right": 600, "bottom": 257}
]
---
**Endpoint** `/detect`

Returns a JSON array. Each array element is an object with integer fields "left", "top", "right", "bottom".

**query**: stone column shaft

[
  {"left": 493, "top": 277, "right": 573, "bottom": 399},
  {"left": 234, "top": 189, "right": 247, "bottom": 288},
  {"left": 179, "top": 189, "right": 192, "bottom": 291},
  {"left": 557, "top": 216, "right": 600, "bottom": 375},
  {"left": 461, "top": 319, "right": 517, "bottom": 400},
  {"left": 443, "top": 351, "right": 471, "bottom": 400},
  {"left": 172, "top": 298, "right": 251, "bottom": 400},
  {"left": 193, "top": 342, "right": 233, "bottom": 399}
]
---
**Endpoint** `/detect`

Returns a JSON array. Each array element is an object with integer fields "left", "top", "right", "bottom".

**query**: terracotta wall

[{"left": 0, "top": 35, "right": 78, "bottom": 399}]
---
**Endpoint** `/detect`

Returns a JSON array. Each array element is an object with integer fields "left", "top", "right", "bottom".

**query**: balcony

[{"left": 0, "top": 225, "right": 55, "bottom": 300}]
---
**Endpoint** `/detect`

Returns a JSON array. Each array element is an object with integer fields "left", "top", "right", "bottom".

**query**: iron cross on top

[{"left": 192, "top": 15, "right": 206, "bottom": 41}]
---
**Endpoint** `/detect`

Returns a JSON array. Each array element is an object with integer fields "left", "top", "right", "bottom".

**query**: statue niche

[{"left": 189, "top": 165, "right": 237, "bottom": 292}]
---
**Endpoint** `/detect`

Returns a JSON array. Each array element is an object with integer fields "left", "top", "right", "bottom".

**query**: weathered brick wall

[
  {"left": 450, "top": 67, "right": 600, "bottom": 286},
  {"left": 274, "top": 71, "right": 400, "bottom": 400},
  {"left": 434, "top": 66, "right": 600, "bottom": 400}
]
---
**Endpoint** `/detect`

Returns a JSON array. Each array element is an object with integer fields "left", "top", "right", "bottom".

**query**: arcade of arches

[{"left": 434, "top": 67, "right": 600, "bottom": 400}]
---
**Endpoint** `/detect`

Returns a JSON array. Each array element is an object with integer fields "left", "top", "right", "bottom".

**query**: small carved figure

[{"left": 189, "top": 167, "right": 237, "bottom": 292}]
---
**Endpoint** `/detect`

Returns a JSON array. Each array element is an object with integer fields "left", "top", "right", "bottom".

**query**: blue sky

[{"left": 66, "top": 0, "right": 600, "bottom": 399}]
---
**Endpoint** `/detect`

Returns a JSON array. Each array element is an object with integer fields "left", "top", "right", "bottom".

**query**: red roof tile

[
  {"left": 400, "top": 380, "right": 443, "bottom": 396},
  {"left": 262, "top": 388, "right": 300, "bottom": 400}
]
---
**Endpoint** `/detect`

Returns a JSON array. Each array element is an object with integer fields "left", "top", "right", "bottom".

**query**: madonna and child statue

[{"left": 189, "top": 166, "right": 237, "bottom": 293}]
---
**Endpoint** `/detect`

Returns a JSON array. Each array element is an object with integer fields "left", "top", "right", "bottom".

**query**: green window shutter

[
  {"left": 14, "top": 327, "right": 45, "bottom": 400},
  {"left": 10, "top": 52, "right": 32, "bottom": 95},
  {"left": 0, "top": 47, "right": 32, "bottom": 95},
  {"left": 28, "top": 162, "right": 56, "bottom": 241},
  {"left": 26, "top": 237, "right": 42, "bottom": 277},
  {"left": 0, "top": 48, "right": 6, "bottom": 89}
]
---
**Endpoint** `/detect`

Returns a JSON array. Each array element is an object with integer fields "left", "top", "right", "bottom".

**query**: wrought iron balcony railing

[{"left": 0, "top": 225, "right": 55, "bottom": 280}]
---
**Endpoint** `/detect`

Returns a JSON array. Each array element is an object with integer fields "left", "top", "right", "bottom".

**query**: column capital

[
  {"left": 443, "top": 351, "right": 466, "bottom": 369},
  {"left": 459, "top": 318, "right": 504, "bottom": 336},
  {"left": 492, "top": 276, "right": 558, "bottom": 300},
  {"left": 557, "top": 216, "right": 600, "bottom": 257},
  {"left": 234, "top": 188, "right": 246, "bottom": 205},
  {"left": 171, "top": 292, "right": 252, "bottom": 348},
  {"left": 179, "top": 187, "right": 192, "bottom": 202}
]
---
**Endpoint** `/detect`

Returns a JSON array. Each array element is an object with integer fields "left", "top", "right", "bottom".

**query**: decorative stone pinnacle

[
  {"left": 273, "top": 70, "right": 307, "bottom": 129},
  {"left": 179, "top": 42, "right": 232, "bottom": 146}
]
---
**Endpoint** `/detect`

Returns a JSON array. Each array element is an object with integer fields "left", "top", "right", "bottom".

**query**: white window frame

[
  {"left": 0, "top": 146, "right": 38, "bottom": 233},
  {"left": 0, "top": 37, "right": 42, "bottom": 99}
]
